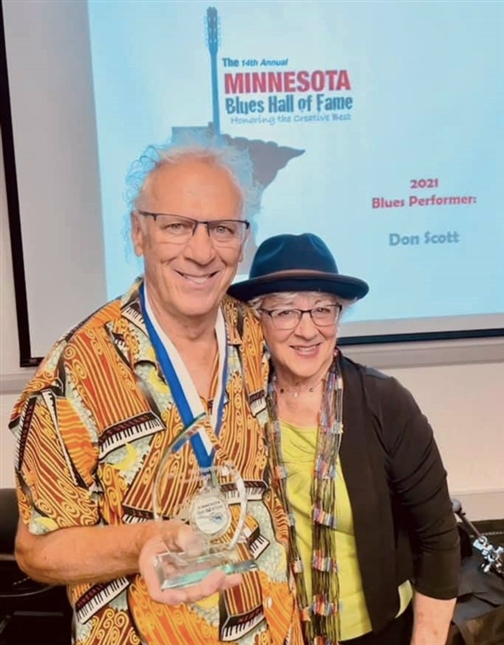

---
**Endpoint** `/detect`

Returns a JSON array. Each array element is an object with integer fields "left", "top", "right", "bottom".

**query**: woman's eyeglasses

[{"left": 259, "top": 304, "right": 342, "bottom": 330}]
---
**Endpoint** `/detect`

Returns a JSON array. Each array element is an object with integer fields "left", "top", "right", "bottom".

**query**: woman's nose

[{"left": 293, "top": 310, "right": 319, "bottom": 337}]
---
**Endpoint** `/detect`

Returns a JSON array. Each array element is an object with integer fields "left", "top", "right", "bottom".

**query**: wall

[
  {"left": 1, "top": 135, "right": 503, "bottom": 519},
  {"left": 1, "top": 128, "right": 22, "bottom": 488}
]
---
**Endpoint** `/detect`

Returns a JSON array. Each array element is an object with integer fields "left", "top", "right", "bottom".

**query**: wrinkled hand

[{"left": 138, "top": 520, "right": 242, "bottom": 605}]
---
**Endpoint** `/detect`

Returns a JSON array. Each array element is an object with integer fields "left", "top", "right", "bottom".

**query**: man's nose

[{"left": 183, "top": 222, "right": 216, "bottom": 264}]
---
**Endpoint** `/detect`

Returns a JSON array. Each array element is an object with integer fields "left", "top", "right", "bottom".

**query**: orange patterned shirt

[{"left": 10, "top": 279, "right": 303, "bottom": 645}]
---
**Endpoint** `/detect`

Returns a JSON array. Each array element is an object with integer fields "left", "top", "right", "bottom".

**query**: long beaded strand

[{"left": 266, "top": 355, "right": 344, "bottom": 644}]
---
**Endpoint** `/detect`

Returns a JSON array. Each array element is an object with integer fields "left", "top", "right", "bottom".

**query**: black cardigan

[{"left": 338, "top": 355, "right": 460, "bottom": 633}]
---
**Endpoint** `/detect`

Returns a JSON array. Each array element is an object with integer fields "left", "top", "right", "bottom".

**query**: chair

[{"left": 0, "top": 489, "right": 72, "bottom": 645}]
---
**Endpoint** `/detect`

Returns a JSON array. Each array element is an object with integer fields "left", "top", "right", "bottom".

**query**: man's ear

[
  {"left": 239, "top": 227, "right": 251, "bottom": 263},
  {"left": 131, "top": 211, "right": 144, "bottom": 257}
]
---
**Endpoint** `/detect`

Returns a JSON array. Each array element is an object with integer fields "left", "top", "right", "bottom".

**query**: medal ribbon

[{"left": 139, "top": 282, "right": 227, "bottom": 467}]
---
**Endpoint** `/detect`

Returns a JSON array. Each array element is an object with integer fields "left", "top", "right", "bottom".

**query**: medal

[{"left": 190, "top": 486, "right": 231, "bottom": 538}]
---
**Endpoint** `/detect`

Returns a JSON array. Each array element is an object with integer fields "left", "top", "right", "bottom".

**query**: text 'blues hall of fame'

[{"left": 152, "top": 423, "right": 256, "bottom": 589}]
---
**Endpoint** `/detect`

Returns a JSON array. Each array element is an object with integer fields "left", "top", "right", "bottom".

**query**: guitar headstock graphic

[{"left": 205, "top": 7, "right": 220, "bottom": 57}]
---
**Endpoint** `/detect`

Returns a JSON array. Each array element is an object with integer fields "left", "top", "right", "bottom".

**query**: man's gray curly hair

[
  {"left": 125, "top": 130, "right": 260, "bottom": 219},
  {"left": 121, "top": 130, "right": 261, "bottom": 261}
]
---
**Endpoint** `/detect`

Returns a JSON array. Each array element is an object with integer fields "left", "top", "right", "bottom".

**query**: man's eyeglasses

[
  {"left": 137, "top": 211, "right": 250, "bottom": 246},
  {"left": 259, "top": 304, "right": 342, "bottom": 330}
]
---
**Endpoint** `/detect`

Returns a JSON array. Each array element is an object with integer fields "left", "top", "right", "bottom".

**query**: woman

[{"left": 228, "top": 233, "right": 459, "bottom": 645}]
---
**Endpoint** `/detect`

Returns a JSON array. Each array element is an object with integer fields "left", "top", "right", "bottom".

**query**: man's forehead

[
  {"left": 149, "top": 159, "right": 230, "bottom": 189},
  {"left": 142, "top": 159, "right": 242, "bottom": 210}
]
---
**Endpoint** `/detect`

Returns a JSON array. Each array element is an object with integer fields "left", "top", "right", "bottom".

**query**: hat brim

[{"left": 228, "top": 270, "right": 369, "bottom": 302}]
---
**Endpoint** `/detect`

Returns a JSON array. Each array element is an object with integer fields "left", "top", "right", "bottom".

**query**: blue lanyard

[{"left": 139, "top": 283, "right": 227, "bottom": 468}]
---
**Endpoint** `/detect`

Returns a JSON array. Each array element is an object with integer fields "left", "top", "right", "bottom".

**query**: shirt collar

[{"left": 116, "top": 277, "right": 243, "bottom": 366}]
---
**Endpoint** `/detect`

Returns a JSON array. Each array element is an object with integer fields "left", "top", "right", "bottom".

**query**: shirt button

[{"left": 265, "top": 596, "right": 273, "bottom": 609}]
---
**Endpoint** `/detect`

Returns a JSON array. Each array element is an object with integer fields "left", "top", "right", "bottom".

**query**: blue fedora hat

[{"left": 228, "top": 233, "right": 369, "bottom": 301}]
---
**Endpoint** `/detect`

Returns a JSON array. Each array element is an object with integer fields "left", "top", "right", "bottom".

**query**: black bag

[{"left": 447, "top": 535, "right": 504, "bottom": 645}]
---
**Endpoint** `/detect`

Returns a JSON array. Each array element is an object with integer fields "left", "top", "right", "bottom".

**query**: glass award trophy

[{"left": 152, "top": 422, "right": 257, "bottom": 590}]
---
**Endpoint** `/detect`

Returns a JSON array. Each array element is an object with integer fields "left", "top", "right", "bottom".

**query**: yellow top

[{"left": 281, "top": 421, "right": 412, "bottom": 641}]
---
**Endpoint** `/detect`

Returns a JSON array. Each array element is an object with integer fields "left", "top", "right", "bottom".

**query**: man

[{"left": 10, "top": 136, "right": 302, "bottom": 644}]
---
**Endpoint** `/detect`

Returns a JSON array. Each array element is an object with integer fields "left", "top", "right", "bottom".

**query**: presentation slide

[
  {"left": 87, "top": 1, "right": 504, "bottom": 333},
  {"left": 2, "top": 1, "right": 503, "bottom": 366}
]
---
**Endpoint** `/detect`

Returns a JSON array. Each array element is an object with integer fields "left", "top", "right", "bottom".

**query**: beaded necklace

[{"left": 266, "top": 355, "right": 344, "bottom": 645}]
